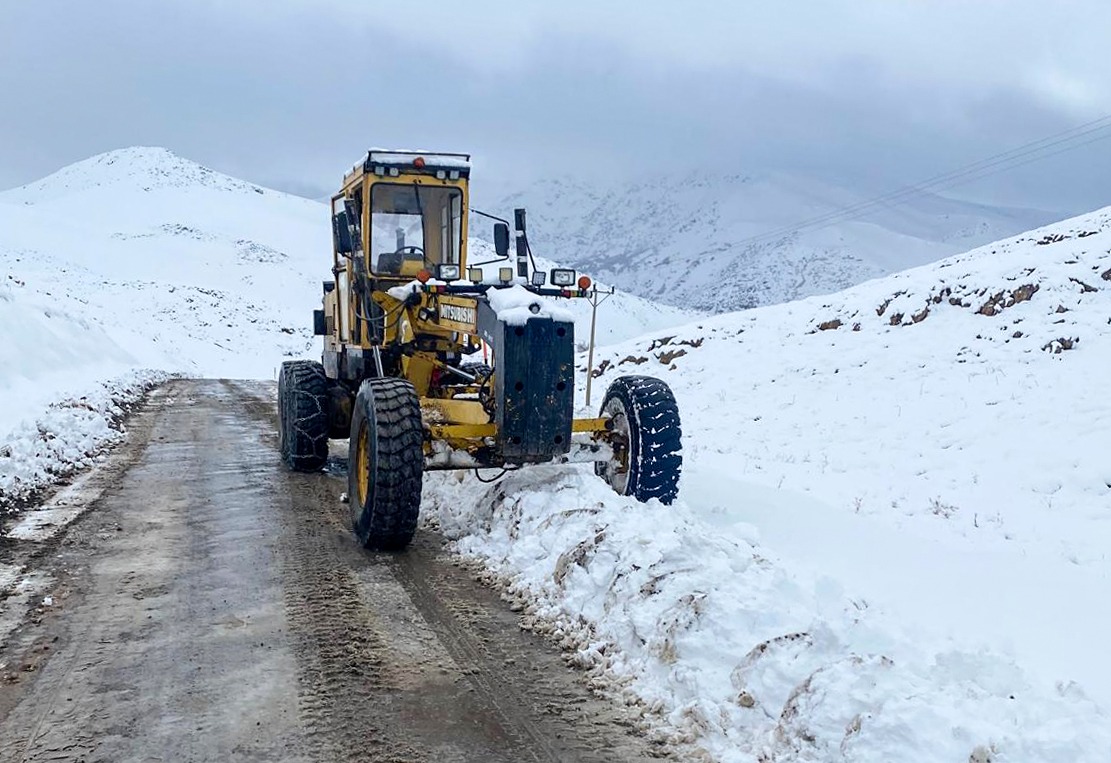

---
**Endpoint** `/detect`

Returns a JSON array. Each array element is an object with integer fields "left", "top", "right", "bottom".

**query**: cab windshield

[{"left": 369, "top": 183, "right": 462, "bottom": 276}]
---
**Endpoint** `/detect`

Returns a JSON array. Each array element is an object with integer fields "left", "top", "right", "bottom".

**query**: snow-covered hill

[
  {"left": 0, "top": 147, "right": 326, "bottom": 506},
  {"left": 0, "top": 147, "right": 325, "bottom": 317},
  {"left": 492, "top": 172, "right": 1059, "bottom": 313},
  {"left": 425, "top": 207, "right": 1111, "bottom": 760},
  {"left": 0, "top": 147, "right": 692, "bottom": 507}
]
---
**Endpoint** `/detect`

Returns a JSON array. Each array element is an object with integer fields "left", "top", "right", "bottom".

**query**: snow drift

[{"left": 0, "top": 281, "right": 164, "bottom": 510}]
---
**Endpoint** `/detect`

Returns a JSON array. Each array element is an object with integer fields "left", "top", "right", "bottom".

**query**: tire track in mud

[
  {"left": 229, "top": 380, "right": 411, "bottom": 760},
  {"left": 239, "top": 380, "right": 528, "bottom": 762},
  {"left": 231, "top": 379, "right": 666, "bottom": 762},
  {"left": 391, "top": 536, "right": 663, "bottom": 762},
  {"left": 275, "top": 492, "right": 419, "bottom": 762}
]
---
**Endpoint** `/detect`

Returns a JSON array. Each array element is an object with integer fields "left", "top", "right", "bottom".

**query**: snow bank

[
  {"left": 0, "top": 369, "right": 165, "bottom": 513},
  {"left": 0, "top": 147, "right": 325, "bottom": 510},
  {"left": 0, "top": 279, "right": 167, "bottom": 511},
  {"left": 0, "top": 281, "right": 132, "bottom": 430},
  {"left": 425, "top": 468, "right": 1110, "bottom": 762},
  {"left": 424, "top": 206, "right": 1111, "bottom": 761}
]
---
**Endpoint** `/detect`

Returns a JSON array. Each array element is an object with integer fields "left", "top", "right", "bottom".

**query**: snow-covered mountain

[
  {"left": 491, "top": 171, "right": 1060, "bottom": 312},
  {"left": 0, "top": 147, "right": 326, "bottom": 375}
]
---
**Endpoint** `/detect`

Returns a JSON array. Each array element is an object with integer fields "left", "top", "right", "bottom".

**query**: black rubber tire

[
  {"left": 278, "top": 360, "right": 330, "bottom": 472},
  {"left": 348, "top": 378, "right": 424, "bottom": 550},
  {"left": 595, "top": 375, "right": 682, "bottom": 504}
]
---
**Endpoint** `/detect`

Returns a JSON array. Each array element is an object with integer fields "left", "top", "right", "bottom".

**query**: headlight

[
  {"left": 550, "top": 268, "right": 576, "bottom": 287},
  {"left": 437, "top": 264, "right": 460, "bottom": 281}
]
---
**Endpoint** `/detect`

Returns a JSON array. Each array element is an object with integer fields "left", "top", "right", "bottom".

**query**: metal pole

[{"left": 585, "top": 289, "right": 599, "bottom": 408}]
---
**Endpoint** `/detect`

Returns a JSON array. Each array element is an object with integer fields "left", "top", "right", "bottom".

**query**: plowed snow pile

[
  {"left": 424, "top": 208, "right": 1111, "bottom": 761},
  {"left": 0, "top": 282, "right": 165, "bottom": 509}
]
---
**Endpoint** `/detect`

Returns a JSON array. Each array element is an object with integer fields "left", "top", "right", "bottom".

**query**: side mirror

[
  {"left": 493, "top": 222, "right": 510, "bottom": 258},
  {"left": 332, "top": 211, "right": 353, "bottom": 255}
]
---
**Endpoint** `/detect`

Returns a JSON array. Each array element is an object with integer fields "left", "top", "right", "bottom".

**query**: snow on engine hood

[{"left": 485, "top": 284, "right": 575, "bottom": 326}]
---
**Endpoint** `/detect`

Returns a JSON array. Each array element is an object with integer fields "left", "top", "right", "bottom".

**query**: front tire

[
  {"left": 595, "top": 375, "right": 682, "bottom": 504},
  {"left": 278, "top": 360, "right": 330, "bottom": 472},
  {"left": 348, "top": 378, "right": 424, "bottom": 550}
]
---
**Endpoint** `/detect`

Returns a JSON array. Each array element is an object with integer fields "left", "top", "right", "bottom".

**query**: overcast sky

[{"left": 2, "top": 1, "right": 1109, "bottom": 212}]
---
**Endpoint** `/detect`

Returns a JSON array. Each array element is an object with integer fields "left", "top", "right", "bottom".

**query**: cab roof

[{"left": 345, "top": 149, "right": 471, "bottom": 182}]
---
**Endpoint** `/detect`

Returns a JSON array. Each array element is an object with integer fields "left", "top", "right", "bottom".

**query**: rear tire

[
  {"left": 595, "top": 375, "right": 682, "bottom": 504},
  {"left": 278, "top": 360, "right": 330, "bottom": 472},
  {"left": 348, "top": 378, "right": 424, "bottom": 550}
]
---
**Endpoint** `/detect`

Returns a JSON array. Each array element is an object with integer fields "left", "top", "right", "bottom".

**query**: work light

[
  {"left": 550, "top": 268, "right": 576, "bottom": 287},
  {"left": 531, "top": 271, "right": 546, "bottom": 286},
  {"left": 498, "top": 267, "right": 514, "bottom": 283},
  {"left": 468, "top": 267, "right": 483, "bottom": 282}
]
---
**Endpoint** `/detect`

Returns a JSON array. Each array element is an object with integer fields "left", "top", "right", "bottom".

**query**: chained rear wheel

[
  {"left": 348, "top": 378, "right": 424, "bottom": 550},
  {"left": 595, "top": 375, "right": 682, "bottom": 504},
  {"left": 278, "top": 360, "right": 330, "bottom": 471}
]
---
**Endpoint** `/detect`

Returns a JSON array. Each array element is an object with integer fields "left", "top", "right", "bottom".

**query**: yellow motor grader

[{"left": 278, "top": 149, "right": 681, "bottom": 550}]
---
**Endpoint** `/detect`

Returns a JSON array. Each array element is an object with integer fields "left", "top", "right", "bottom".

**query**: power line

[
  {"left": 736, "top": 114, "right": 1111, "bottom": 249},
  {"left": 741, "top": 116, "right": 1111, "bottom": 247},
  {"left": 767, "top": 118, "right": 1111, "bottom": 234},
  {"left": 744, "top": 114, "right": 1111, "bottom": 245}
]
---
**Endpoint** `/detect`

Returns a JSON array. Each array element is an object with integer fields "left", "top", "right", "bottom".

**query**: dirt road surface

[{"left": 0, "top": 379, "right": 668, "bottom": 763}]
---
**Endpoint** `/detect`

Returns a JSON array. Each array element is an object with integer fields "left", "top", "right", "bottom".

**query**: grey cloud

[{"left": 1, "top": 0, "right": 1107, "bottom": 215}]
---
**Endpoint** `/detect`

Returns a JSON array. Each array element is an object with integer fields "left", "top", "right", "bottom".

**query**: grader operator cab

[{"left": 278, "top": 149, "right": 682, "bottom": 550}]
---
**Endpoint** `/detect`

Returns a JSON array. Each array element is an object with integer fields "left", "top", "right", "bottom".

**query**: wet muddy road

[{"left": 0, "top": 380, "right": 663, "bottom": 763}]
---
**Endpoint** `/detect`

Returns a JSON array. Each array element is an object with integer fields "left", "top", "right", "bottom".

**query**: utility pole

[{"left": 584, "top": 286, "right": 614, "bottom": 407}]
